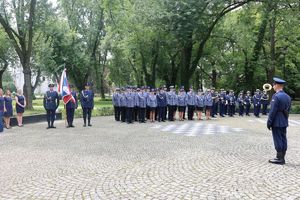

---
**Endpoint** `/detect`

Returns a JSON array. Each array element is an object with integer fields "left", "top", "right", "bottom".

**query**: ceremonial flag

[{"left": 59, "top": 68, "right": 75, "bottom": 105}]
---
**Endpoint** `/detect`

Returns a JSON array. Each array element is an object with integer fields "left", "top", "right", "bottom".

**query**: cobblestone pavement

[{"left": 0, "top": 115, "right": 300, "bottom": 199}]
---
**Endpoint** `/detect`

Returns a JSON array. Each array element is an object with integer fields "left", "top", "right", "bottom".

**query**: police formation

[
  {"left": 43, "top": 83, "right": 94, "bottom": 129},
  {"left": 112, "top": 85, "right": 271, "bottom": 124}
]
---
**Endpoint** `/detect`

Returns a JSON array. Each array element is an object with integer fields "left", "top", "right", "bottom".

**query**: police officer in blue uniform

[
  {"left": 167, "top": 86, "right": 177, "bottom": 121},
  {"left": 244, "top": 91, "right": 252, "bottom": 116},
  {"left": 80, "top": 83, "right": 94, "bottom": 127},
  {"left": 237, "top": 92, "right": 245, "bottom": 116},
  {"left": 219, "top": 89, "right": 226, "bottom": 117},
  {"left": 120, "top": 88, "right": 127, "bottom": 122},
  {"left": 261, "top": 91, "right": 269, "bottom": 115},
  {"left": 66, "top": 85, "right": 78, "bottom": 128},
  {"left": 268, "top": 77, "right": 291, "bottom": 165},
  {"left": 125, "top": 87, "right": 135, "bottom": 124},
  {"left": 157, "top": 87, "right": 167, "bottom": 122},
  {"left": 113, "top": 88, "right": 121, "bottom": 121},
  {"left": 253, "top": 89, "right": 261, "bottom": 117},
  {"left": 43, "top": 83, "right": 60, "bottom": 129},
  {"left": 226, "top": 90, "right": 235, "bottom": 117},
  {"left": 137, "top": 87, "right": 147, "bottom": 123},
  {"left": 187, "top": 87, "right": 196, "bottom": 120}
]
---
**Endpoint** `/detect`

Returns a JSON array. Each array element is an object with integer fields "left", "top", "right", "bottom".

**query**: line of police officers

[
  {"left": 112, "top": 85, "right": 271, "bottom": 124},
  {"left": 43, "top": 83, "right": 94, "bottom": 129}
]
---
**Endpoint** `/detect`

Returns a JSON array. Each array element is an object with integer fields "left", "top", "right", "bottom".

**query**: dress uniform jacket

[
  {"left": 43, "top": 91, "right": 59, "bottom": 110},
  {"left": 267, "top": 90, "right": 291, "bottom": 128},
  {"left": 80, "top": 90, "right": 94, "bottom": 109}
]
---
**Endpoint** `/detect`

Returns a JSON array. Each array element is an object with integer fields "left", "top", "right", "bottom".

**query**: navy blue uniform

[
  {"left": 261, "top": 93, "right": 269, "bottom": 115},
  {"left": 268, "top": 90, "right": 291, "bottom": 154},
  {"left": 66, "top": 91, "right": 78, "bottom": 127},
  {"left": 157, "top": 92, "right": 167, "bottom": 122},
  {"left": 80, "top": 90, "right": 94, "bottom": 126},
  {"left": 43, "top": 90, "right": 60, "bottom": 128},
  {"left": 237, "top": 95, "right": 245, "bottom": 116},
  {"left": 253, "top": 93, "right": 261, "bottom": 117},
  {"left": 219, "top": 92, "right": 226, "bottom": 117},
  {"left": 244, "top": 94, "right": 252, "bottom": 116},
  {"left": 112, "top": 92, "right": 121, "bottom": 121}
]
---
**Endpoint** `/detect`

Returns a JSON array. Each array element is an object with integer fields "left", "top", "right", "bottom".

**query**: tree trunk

[
  {"left": 212, "top": 68, "right": 217, "bottom": 88},
  {"left": 23, "top": 68, "right": 33, "bottom": 109},
  {"left": 179, "top": 35, "right": 193, "bottom": 90}
]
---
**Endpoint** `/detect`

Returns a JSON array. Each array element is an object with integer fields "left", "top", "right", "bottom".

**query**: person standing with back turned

[{"left": 267, "top": 77, "right": 291, "bottom": 165}]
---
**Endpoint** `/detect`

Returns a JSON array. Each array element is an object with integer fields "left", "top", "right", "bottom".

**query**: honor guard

[
  {"left": 261, "top": 91, "right": 269, "bottom": 115},
  {"left": 244, "top": 91, "right": 252, "bottom": 116},
  {"left": 237, "top": 92, "right": 245, "bottom": 116},
  {"left": 187, "top": 87, "right": 196, "bottom": 120},
  {"left": 43, "top": 83, "right": 60, "bottom": 129},
  {"left": 253, "top": 89, "right": 262, "bottom": 117},
  {"left": 268, "top": 77, "right": 291, "bottom": 165},
  {"left": 157, "top": 87, "right": 167, "bottom": 122},
  {"left": 112, "top": 88, "right": 121, "bottom": 121},
  {"left": 66, "top": 85, "right": 78, "bottom": 128},
  {"left": 80, "top": 82, "right": 94, "bottom": 127}
]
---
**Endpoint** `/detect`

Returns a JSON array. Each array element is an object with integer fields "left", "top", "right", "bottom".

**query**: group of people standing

[
  {"left": 43, "top": 83, "right": 94, "bottom": 129},
  {"left": 112, "top": 86, "right": 271, "bottom": 124},
  {"left": 0, "top": 88, "right": 26, "bottom": 132}
]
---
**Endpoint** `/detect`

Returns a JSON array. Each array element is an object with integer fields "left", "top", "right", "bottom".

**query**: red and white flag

[{"left": 59, "top": 69, "right": 75, "bottom": 105}]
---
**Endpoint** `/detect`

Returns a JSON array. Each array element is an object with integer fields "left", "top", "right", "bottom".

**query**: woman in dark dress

[
  {"left": 4, "top": 90, "right": 13, "bottom": 129},
  {"left": 15, "top": 89, "right": 26, "bottom": 127},
  {"left": 0, "top": 89, "right": 4, "bottom": 132}
]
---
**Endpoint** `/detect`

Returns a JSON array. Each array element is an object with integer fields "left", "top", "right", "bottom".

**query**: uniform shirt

[
  {"left": 137, "top": 92, "right": 147, "bottom": 108},
  {"left": 204, "top": 93, "right": 213, "bottom": 106},
  {"left": 252, "top": 94, "right": 261, "bottom": 106},
  {"left": 66, "top": 91, "right": 78, "bottom": 109},
  {"left": 157, "top": 92, "right": 167, "bottom": 107},
  {"left": 147, "top": 94, "right": 157, "bottom": 108},
  {"left": 219, "top": 92, "right": 226, "bottom": 104},
  {"left": 80, "top": 90, "right": 94, "bottom": 109},
  {"left": 43, "top": 90, "right": 60, "bottom": 110},
  {"left": 134, "top": 92, "right": 139, "bottom": 107},
  {"left": 186, "top": 91, "right": 196, "bottom": 106},
  {"left": 267, "top": 90, "right": 291, "bottom": 128},
  {"left": 120, "top": 93, "right": 127, "bottom": 107},
  {"left": 167, "top": 91, "right": 177, "bottom": 106},
  {"left": 112, "top": 92, "right": 121, "bottom": 107},
  {"left": 177, "top": 92, "right": 187, "bottom": 106},
  {"left": 226, "top": 94, "right": 235, "bottom": 105},
  {"left": 195, "top": 94, "right": 205, "bottom": 107},
  {"left": 125, "top": 92, "right": 135, "bottom": 108},
  {"left": 237, "top": 95, "right": 245, "bottom": 106},
  {"left": 244, "top": 95, "right": 252, "bottom": 105}
]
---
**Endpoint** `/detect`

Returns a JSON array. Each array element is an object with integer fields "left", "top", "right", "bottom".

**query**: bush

[{"left": 290, "top": 105, "right": 300, "bottom": 114}]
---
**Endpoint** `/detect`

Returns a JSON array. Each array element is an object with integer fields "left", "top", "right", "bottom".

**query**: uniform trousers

[
  {"left": 66, "top": 108, "right": 75, "bottom": 126},
  {"left": 82, "top": 108, "right": 92, "bottom": 124},
  {"left": 46, "top": 109, "right": 56, "bottom": 126},
  {"left": 272, "top": 127, "right": 287, "bottom": 152},
  {"left": 114, "top": 106, "right": 121, "bottom": 121}
]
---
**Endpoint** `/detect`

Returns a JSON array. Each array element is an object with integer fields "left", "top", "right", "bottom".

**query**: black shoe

[
  {"left": 70, "top": 125, "right": 75, "bottom": 128},
  {"left": 269, "top": 158, "right": 285, "bottom": 165},
  {"left": 47, "top": 126, "right": 51, "bottom": 129},
  {"left": 51, "top": 126, "right": 56, "bottom": 129},
  {"left": 88, "top": 124, "right": 92, "bottom": 127},
  {"left": 66, "top": 125, "right": 71, "bottom": 128},
  {"left": 83, "top": 124, "right": 86, "bottom": 127}
]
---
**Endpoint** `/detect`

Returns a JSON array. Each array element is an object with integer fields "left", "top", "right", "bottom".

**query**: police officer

[
  {"left": 219, "top": 89, "right": 226, "bottom": 117},
  {"left": 167, "top": 86, "right": 176, "bottom": 121},
  {"left": 253, "top": 89, "right": 261, "bottom": 117},
  {"left": 237, "top": 92, "right": 245, "bottom": 116},
  {"left": 157, "top": 87, "right": 167, "bottom": 122},
  {"left": 66, "top": 85, "right": 78, "bottom": 128},
  {"left": 177, "top": 87, "right": 187, "bottom": 121},
  {"left": 226, "top": 90, "right": 235, "bottom": 117},
  {"left": 187, "top": 87, "right": 196, "bottom": 120},
  {"left": 125, "top": 87, "right": 135, "bottom": 124},
  {"left": 137, "top": 87, "right": 147, "bottom": 123},
  {"left": 244, "top": 91, "right": 252, "bottom": 116},
  {"left": 268, "top": 77, "right": 291, "bottom": 165},
  {"left": 204, "top": 89, "right": 213, "bottom": 120},
  {"left": 112, "top": 88, "right": 121, "bottom": 121},
  {"left": 211, "top": 88, "right": 218, "bottom": 118},
  {"left": 261, "top": 91, "right": 269, "bottom": 115},
  {"left": 43, "top": 83, "right": 60, "bottom": 129},
  {"left": 80, "top": 83, "right": 94, "bottom": 127},
  {"left": 195, "top": 89, "right": 205, "bottom": 120},
  {"left": 120, "top": 88, "right": 127, "bottom": 122}
]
